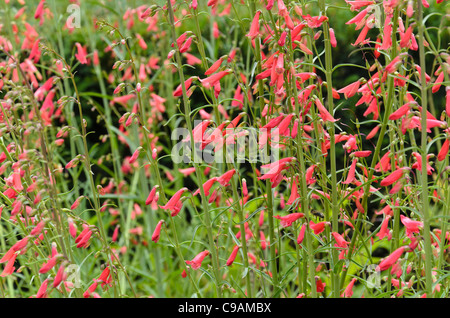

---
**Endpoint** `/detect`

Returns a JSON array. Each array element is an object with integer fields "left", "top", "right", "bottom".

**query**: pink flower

[
  {"left": 297, "top": 224, "right": 306, "bottom": 245},
  {"left": 186, "top": 250, "right": 210, "bottom": 270},
  {"left": 438, "top": 139, "right": 449, "bottom": 162},
  {"left": 246, "top": 11, "right": 261, "bottom": 40},
  {"left": 0, "top": 252, "right": 17, "bottom": 277},
  {"left": 376, "top": 215, "right": 392, "bottom": 240},
  {"left": 376, "top": 246, "right": 407, "bottom": 272},
  {"left": 159, "top": 187, "right": 188, "bottom": 216},
  {"left": 400, "top": 215, "right": 423, "bottom": 237},
  {"left": 332, "top": 232, "right": 350, "bottom": 248},
  {"left": 342, "top": 158, "right": 358, "bottom": 184},
  {"left": 75, "top": 43, "right": 88, "bottom": 65},
  {"left": 329, "top": 28, "right": 337, "bottom": 47},
  {"left": 226, "top": 245, "right": 240, "bottom": 266},
  {"left": 199, "top": 70, "right": 232, "bottom": 90},
  {"left": 310, "top": 220, "right": 330, "bottom": 235},
  {"left": 380, "top": 167, "right": 408, "bottom": 187},
  {"left": 145, "top": 185, "right": 159, "bottom": 205},
  {"left": 34, "top": 0, "right": 45, "bottom": 20},
  {"left": 151, "top": 220, "right": 164, "bottom": 243},
  {"left": 217, "top": 169, "right": 236, "bottom": 186},
  {"left": 342, "top": 278, "right": 357, "bottom": 298},
  {"left": 39, "top": 255, "right": 59, "bottom": 274},
  {"left": 274, "top": 213, "right": 304, "bottom": 228}
]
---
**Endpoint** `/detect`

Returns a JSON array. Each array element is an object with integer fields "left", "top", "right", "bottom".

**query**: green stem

[
  {"left": 417, "top": 1, "right": 433, "bottom": 297},
  {"left": 166, "top": 0, "right": 223, "bottom": 297}
]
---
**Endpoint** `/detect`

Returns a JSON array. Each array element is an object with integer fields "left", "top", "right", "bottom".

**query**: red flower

[
  {"left": 400, "top": 215, "right": 423, "bottom": 238},
  {"left": 75, "top": 43, "right": 88, "bottom": 65},
  {"left": 342, "top": 278, "right": 357, "bottom": 298},
  {"left": 310, "top": 220, "right": 330, "bottom": 235},
  {"left": 297, "top": 224, "right": 306, "bottom": 245},
  {"left": 193, "top": 177, "right": 218, "bottom": 197},
  {"left": 314, "top": 98, "right": 337, "bottom": 122},
  {"left": 39, "top": 255, "right": 59, "bottom": 274},
  {"left": 217, "top": 169, "right": 236, "bottom": 186},
  {"left": 199, "top": 70, "right": 232, "bottom": 90},
  {"left": 83, "top": 281, "right": 99, "bottom": 298},
  {"left": 151, "top": 220, "right": 164, "bottom": 243},
  {"left": 273, "top": 213, "right": 304, "bottom": 228},
  {"left": 205, "top": 57, "right": 225, "bottom": 76},
  {"left": 380, "top": 167, "right": 408, "bottom": 187},
  {"left": 186, "top": 250, "right": 210, "bottom": 270},
  {"left": 0, "top": 252, "right": 17, "bottom": 277},
  {"left": 342, "top": 158, "right": 358, "bottom": 184},
  {"left": 376, "top": 215, "right": 392, "bottom": 240},
  {"left": 159, "top": 187, "right": 188, "bottom": 216},
  {"left": 226, "top": 245, "right": 240, "bottom": 266},
  {"left": 246, "top": 11, "right": 261, "bottom": 40},
  {"left": 332, "top": 232, "right": 350, "bottom": 248},
  {"left": 315, "top": 276, "right": 326, "bottom": 293},
  {"left": 438, "top": 139, "right": 449, "bottom": 162},
  {"left": 53, "top": 264, "right": 67, "bottom": 288},
  {"left": 36, "top": 278, "right": 49, "bottom": 298},
  {"left": 376, "top": 246, "right": 407, "bottom": 272},
  {"left": 145, "top": 185, "right": 159, "bottom": 205}
]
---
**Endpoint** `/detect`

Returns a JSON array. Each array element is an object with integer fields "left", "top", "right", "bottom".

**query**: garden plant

[{"left": 0, "top": 0, "right": 449, "bottom": 299}]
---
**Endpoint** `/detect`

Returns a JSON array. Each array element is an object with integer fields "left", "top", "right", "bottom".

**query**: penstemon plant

[{"left": 0, "top": 0, "right": 448, "bottom": 299}]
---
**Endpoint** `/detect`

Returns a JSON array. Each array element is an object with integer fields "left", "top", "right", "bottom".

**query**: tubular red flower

[
  {"left": 274, "top": 213, "right": 304, "bottom": 228},
  {"left": 226, "top": 245, "right": 240, "bottom": 266},
  {"left": 332, "top": 232, "right": 350, "bottom": 248},
  {"left": 0, "top": 252, "right": 17, "bottom": 277},
  {"left": 389, "top": 102, "right": 411, "bottom": 120},
  {"left": 400, "top": 215, "right": 423, "bottom": 237},
  {"left": 39, "top": 255, "right": 58, "bottom": 274},
  {"left": 342, "top": 158, "right": 358, "bottom": 184},
  {"left": 146, "top": 185, "right": 159, "bottom": 205},
  {"left": 296, "top": 224, "right": 306, "bottom": 245},
  {"left": 310, "top": 220, "right": 329, "bottom": 235},
  {"left": 246, "top": 11, "right": 261, "bottom": 40},
  {"left": 376, "top": 246, "right": 407, "bottom": 272},
  {"left": 75, "top": 42, "right": 88, "bottom": 65},
  {"left": 315, "top": 98, "right": 337, "bottom": 122},
  {"left": 151, "top": 220, "right": 164, "bottom": 243},
  {"left": 186, "top": 250, "right": 210, "bottom": 270},
  {"left": 36, "top": 278, "right": 49, "bottom": 298},
  {"left": 159, "top": 187, "right": 188, "bottom": 215},
  {"left": 380, "top": 167, "right": 407, "bottom": 187},
  {"left": 53, "top": 264, "right": 67, "bottom": 288},
  {"left": 376, "top": 215, "right": 392, "bottom": 240},
  {"left": 438, "top": 139, "right": 449, "bottom": 162},
  {"left": 342, "top": 278, "right": 357, "bottom": 298},
  {"left": 199, "top": 70, "right": 232, "bottom": 90},
  {"left": 217, "top": 169, "right": 236, "bottom": 186}
]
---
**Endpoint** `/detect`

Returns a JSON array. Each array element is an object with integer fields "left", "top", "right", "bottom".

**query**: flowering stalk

[
  {"left": 417, "top": 1, "right": 433, "bottom": 297},
  {"left": 249, "top": 0, "right": 280, "bottom": 293},
  {"left": 166, "top": 0, "right": 223, "bottom": 297},
  {"left": 318, "top": 0, "right": 340, "bottom": 298}
]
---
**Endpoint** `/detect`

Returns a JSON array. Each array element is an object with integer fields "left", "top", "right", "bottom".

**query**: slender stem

[
  {"left": 417, "top": 1, "right": 433, "bottom": 297},
  {"left": 318, "top": 0, "right": 340, "bottom": 298},
  {"left": 166, "top": 0, "right": 223, "bottom": 297}
]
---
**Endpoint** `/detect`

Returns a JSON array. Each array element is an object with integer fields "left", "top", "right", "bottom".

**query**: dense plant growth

[{"left": 0, "top": 0, "right": 448, "bottom": 298}]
